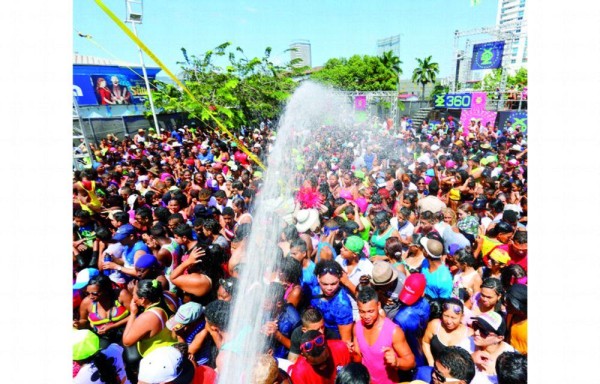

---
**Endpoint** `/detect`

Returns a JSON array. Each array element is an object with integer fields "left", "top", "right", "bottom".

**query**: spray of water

[{"left": 217, "top": 81, "right": 382, "bottom": 383}]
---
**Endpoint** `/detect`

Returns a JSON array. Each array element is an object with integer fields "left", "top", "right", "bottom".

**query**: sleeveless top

[
  {"left": 355, "top": 317, "right": 400, "bottom": 384},
  {"left": 370, "top": 226, "right": 394, "bottom": 256},
  {"left": 137, "top": 304, "right": 177, "bottom": 357},
  {"left": 162, "top": 238, "right": 181, "bottom": 291},
  {"left": 452, "top": 270, "right": 478, "bottom": 299},
  {"left": 88, "top": 299, "right": 129, "bottom": 330},
  {"left": 430, "top": 322, "right": 474, "bottom": 361}
]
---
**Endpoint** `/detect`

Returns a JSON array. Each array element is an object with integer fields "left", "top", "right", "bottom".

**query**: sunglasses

[
  {"left": 87, "top": 291, "right": 100, "bottom": 297},
  {"left": 442, "top": 303, "right": 463, "bottom": 315},
  {"left": 317, "top": 267, "right": 341, "bottom": 277},
  {"left": 432, "top": 366, "right": 461, "bottom": 383},
  {"left": 472, "top": 324, "right": 494, "bottom": 338},
  {"left": 300, "top": 334, "right": 325, "bottom": 354}
]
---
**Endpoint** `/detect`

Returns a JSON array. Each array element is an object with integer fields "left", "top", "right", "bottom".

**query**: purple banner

[{"left": 354, "top": 95, "right": 366, "bottom": 110}]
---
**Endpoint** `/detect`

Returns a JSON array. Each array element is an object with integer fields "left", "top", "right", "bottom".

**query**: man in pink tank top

[{"left": 351, "top": 286, "right": 416, "bottom": 384}]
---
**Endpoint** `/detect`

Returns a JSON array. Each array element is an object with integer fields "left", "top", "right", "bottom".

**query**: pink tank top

[{"left": 355, "top": 317, "right": 400, "bottom": 384}]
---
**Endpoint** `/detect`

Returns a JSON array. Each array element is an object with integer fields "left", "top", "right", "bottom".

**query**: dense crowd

[{"left": 72, "top": 114, "right": 527, "bottom": 384}]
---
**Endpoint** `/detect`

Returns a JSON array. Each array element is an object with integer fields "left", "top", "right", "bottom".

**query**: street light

[{"left": 125, "top": 0, "right": 160, "bottom": 132}]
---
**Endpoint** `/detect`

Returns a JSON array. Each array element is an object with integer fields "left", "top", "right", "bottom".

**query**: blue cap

[
  {"left": 112, "top": 223, "right": 135, "bottom": 242},
  {"left": 135, "top": 254, "right": 160, "bottom": 269},
  {"left": 73, "top": 268, "right": 100, "bottom": 290}
]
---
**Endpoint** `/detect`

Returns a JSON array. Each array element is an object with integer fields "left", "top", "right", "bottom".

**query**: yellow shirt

[{"left": 509, "top": 317, "right": 527, "bottom": 355}]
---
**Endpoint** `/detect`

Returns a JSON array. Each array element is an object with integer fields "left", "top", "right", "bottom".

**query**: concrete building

[
  {"left": 496, "top": 0, "right": 528, "bottom": 72},
  {"left": 289, "top": 40, "right": 311, "bottom": 68}
]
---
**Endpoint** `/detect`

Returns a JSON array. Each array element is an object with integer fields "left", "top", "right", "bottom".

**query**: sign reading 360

[{"left": 434, "top": 93, "right": 472, "bottom": 109}]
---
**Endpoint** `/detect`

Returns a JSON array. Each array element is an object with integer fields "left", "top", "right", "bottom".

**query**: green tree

[
  {"left": 150, "top": 42, "right": 301, "bottom": 130},
  {"left": 310, "top": 54, "right": 398, "bottom": 91},
  {"left": 379, "top": 50, "right": 402, "bottom": 80},
  {"left": 411, "top": 56, "right": 440, "bottom": 100},
  {"left": 430, "top": 81, "right": 450, "bottom": 99},
  {"left": 473, "top": 67, "right": 527, "bottom": 96}
]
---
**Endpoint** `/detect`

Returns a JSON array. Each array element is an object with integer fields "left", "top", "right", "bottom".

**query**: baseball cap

[
  {"left": 344, "top": 236, "right": 364, "bottom": 254},
  {"left": 419, "top": 237, "right": 444, "bottom": 258},
  {"left": 353, "top": 170, "right": 366, "bottom": 180},
  {"left": 135, "top": 254, "right": 160, "bottom": 269},
  {"left": 473, "top": 312, "right": 506, "bottom": 336},
  {"left": 399, "top": 273, "right": 426, "bottom": 305},
  {"left": 112, "top": 223, "right": 136, "bottom": 242},
  {"left": 138, "top": 346, "right": 195, "bottom": 384},
  {"left": 73, "top": 268, "right": 100, "bottom": 290},
  {"left": 73, "top": 329, "right": 100, "bottom": 361},
  {"left": 371, "top": 261, "right": 399, "bottom": 286},
  {"left": 166, "top": 302, "right": 204, "bottom": 331}
]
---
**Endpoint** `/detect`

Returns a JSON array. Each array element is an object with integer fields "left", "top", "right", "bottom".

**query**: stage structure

[{"left": 453, "top": 21, "right": 526, "bottom": 108}]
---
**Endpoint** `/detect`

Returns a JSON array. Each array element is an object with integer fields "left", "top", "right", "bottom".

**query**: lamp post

[{"left": 125, "top": 0, "right": 160, "bottom": 132}]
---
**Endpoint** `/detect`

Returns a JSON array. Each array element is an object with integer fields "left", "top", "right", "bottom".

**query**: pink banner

[
  {"left": 460, "top": 109, "right": 497, "bottom": 131},
  {"left": 354, "top": 95, "right": 366, "bottom": 110},
  {"left": 470, "top": 92, "right": 487, "bottom": 111}
]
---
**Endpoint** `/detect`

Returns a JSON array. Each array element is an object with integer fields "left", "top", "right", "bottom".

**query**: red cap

[{"left": 399, "top": 273, "right": 427, "bottom": 305}]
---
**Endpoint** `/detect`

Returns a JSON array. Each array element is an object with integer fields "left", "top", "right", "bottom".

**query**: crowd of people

[{"left": 72, "top": 113, "right": 527, "bottom": 384}]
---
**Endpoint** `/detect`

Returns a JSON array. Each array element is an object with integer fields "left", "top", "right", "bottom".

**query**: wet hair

[
  {"left": 279, "top": 257, "right": 302, "bottom": 285},
  {"left": 154, "top": 206, "right": 171, "bottom": 224},
  {"left": 335, "top": 362, "right": 371, "bottom": 384},
  {"left": 105, "top": 195, "right": 124, "bottom": 209},
  {"left": 343, "top": 221, "right": 360, "bottom": 236},
  {"left": 173, "top": 223, "right": 194, "bottom": 239},
  {"left": 428, "top": 298, "right": 445, "bottom": 320},
  {"left": 356, "top": 286, "right": 378, "bottom": 304},
  {"left": 513, "top": 230, "right": 527, "bottom": 244},
  {"left": 74, "top": 209, "right": 91, "bottom": 219},
  {"left": 481, "top": 277, "right": 504, "bottom": 296},
  {"left": 398, "top": 207, "right": 412, "bottom": 219},
  {"left": 420, "top": 210, "right": 435, "bottom": 222},
  {"left": 135, "top": 207, "right": 152, "bottom": 221},
  {"left": 222, "top": 207, "right": 235, "bottom": 217},
  {"left": 149, "top": 223, "right": 168, "bottom": 237},
  {"left": 136, "top": 279, "right": 163, "bottom": 303},
  {"left": 232, "top": 198, "right": 246, "bottom": 211},
  {"left": 290, "top": 238, "right": 308, "bottom": 253},
  {"left": 282, "top": 225, "right": 300, "bottom": 242},
  {"left": 372, "top": 211, "right": 390, "bottom": 226},
  {"left": 436, "top": 346, "right": 476, "bottom": 383},
  {"left": 266, "top": 282, "right": 287, "bottom": 306},
  {"left": 204, "top": 300, "right": 231, "bottom": 331},
  {"left": 113, "top": 211, "right": 130, "bottom": 225},
  {"left": 428, "top": 180, "right": 440, "bottom": 195},
  {"left": 384, "top": 237, "right": 403, "bottom": 262},
  {"left": 334, "top": 198, "right": 347, "bottom": 206},
  {"left": 301, "top": 307, "right": 324, "bottom": 327},
  {"left": 202, "top": 218, "right": 221, "bottom": 235},
  {"left": 455, "top": 249, "right": 476, "bottom": 267},
  {"left": 314, "top": 259, "right": 343, "bottom": 278},
  {"left": 490, "top": 199, "right": 505, "bottom": 214},
  {"left": 233, "top": 223, "right": 252, "bottom": 242},
  {"left": 496, "top": 352, "right": 527, "bottom": 384},
  {"left": 95, "top": 227, "right": 112, "bottom": 242},
  {"left": 501, "top": 264, "right": 527, "bottom": 289},
  {"left": 88, "top": 274, "right": 116, "bottom": 300},
  {"left": 457, "top": 203, "right": 474, "bottom": 215},
  {"left": 393, "top": 180, "right": 403, "bottom": 192}
]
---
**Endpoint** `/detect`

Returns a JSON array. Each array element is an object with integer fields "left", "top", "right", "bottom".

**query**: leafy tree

[
  {"left": 150, "top": 42, "right": 301, "bottom": 130},
  {"left": 430, "top": 81, "right": 449, "bottom": 99},
  {"left": 411, "top": 56, "right": 440, "bottom": 100},
  {"left": 310, "top": 54, "right": 398, "bottom": 91},
  {"left": 472, "top": 67, "right": 527, "bottom": 96},
  {"left": 379, "top": 50, "right": 402, "bottom": 78}
]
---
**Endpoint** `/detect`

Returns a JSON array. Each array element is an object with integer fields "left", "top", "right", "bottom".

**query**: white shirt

[
  {"left": 390, "top": 217, "right": 414, "bottom": 240},
  {"left": 335, "top": 256, "right": 374, "bottom": 320},
  {"left": 74, "top": 344, "right": 131, "bottom": 384}
]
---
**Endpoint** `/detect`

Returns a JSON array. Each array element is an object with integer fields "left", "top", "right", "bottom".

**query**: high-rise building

[
  {"left": 496, "top": 0, "right": 527, "bottom": 72},
  {"left": 376, "top": 35, "right": 401, "bottom": 58},
  {"left": 289, "top": 40, "right": 311, "bottom": 68}
]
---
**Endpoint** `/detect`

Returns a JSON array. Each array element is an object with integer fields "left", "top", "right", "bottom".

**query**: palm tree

[
  {"left": 379, "top": 50, "right": 402, "bottom": 88},
  {"left": 412, "top": 56, "right": 440, "bottom": 100}
]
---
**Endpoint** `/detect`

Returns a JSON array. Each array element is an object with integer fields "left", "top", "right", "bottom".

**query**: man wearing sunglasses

[
  {"left": 288, "top": 330, "right": 350, "bottom": 384},
  {"left": 431, "top": 346, "right": 476, "bottom": 384}
]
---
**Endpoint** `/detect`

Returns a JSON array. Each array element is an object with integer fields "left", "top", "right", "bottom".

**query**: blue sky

[{"left": 73, "top": 0, "right": 498, "bottom": 79}]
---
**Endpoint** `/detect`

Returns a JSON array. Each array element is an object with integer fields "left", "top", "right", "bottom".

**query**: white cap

[
  {"left": 138, "top": 346, "right": 193, "bottom": 383},
  {"left": 138, "top": 175, "right": 149, "bottom": 182}
]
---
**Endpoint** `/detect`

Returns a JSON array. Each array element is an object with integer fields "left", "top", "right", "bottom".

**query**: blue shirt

[
  {"left": 422, "top": 264, "right": 453, "bottom": 299},
  {"left": 309, "top": 285, "right": 354, "bottom": 338},
  {"left": 272, "top": 304, "right": 301, "bottom": 359},
  {"left": 197, "top": 150, "right": 214, "bottom": 164},
  {"left": 123, "top": 240, "right": 151, "bottom": 267},
  {"left": 393, "top": 298, "right": 431, "bottom": 367}
]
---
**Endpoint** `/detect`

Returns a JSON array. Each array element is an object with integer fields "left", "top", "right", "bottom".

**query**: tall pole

[{"left": 130, "top": 21, "right": 160, "bottom": 131}]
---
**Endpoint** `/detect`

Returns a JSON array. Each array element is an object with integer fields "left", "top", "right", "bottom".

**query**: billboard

[
  {"left": 497, "top": 110, "right": 528, "bottom": 133},
  {"left": 73, "top": 65, "right": 161, "bottom": 106},
  {"left": 471, "top": 41, "right": 504, "bottom": 70}
]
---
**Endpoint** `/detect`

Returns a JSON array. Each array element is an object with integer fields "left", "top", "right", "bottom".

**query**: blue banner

[
  {"left": 471, "top": 41, "right": 504, "bottom": 70},
  {"left": 434, "top": 93, "right": 472, "bottom": 109},
  {"left": 73, "top": 64, "right": 161, "bottom": 106}
]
